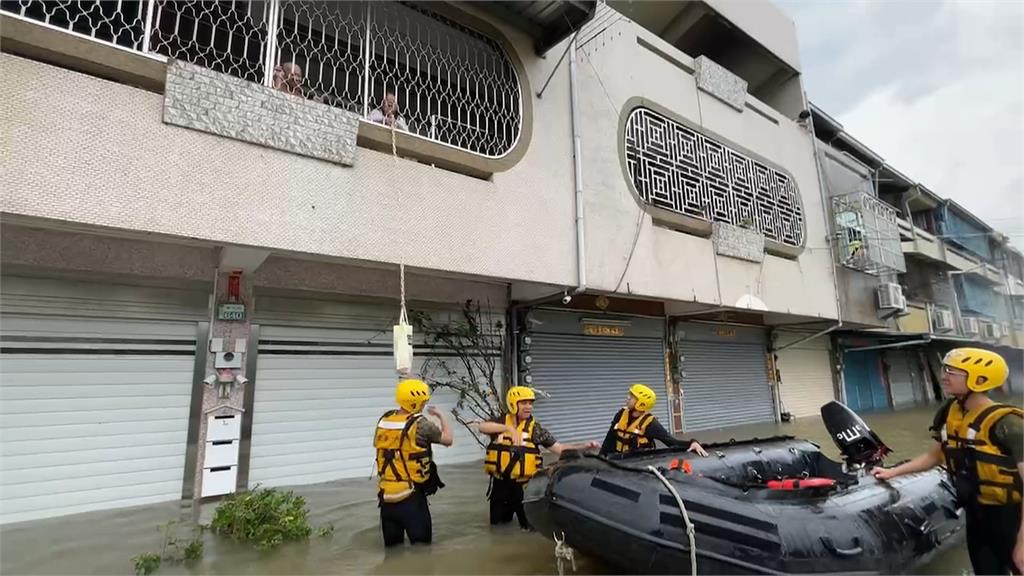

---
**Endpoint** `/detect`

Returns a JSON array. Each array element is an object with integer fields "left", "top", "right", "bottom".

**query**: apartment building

[
  {"left": 808, "top": 105, "right": 1023, "bottom": 415},
  {"left": 1, "top": 0, "right": 846, "bottom": 523}
]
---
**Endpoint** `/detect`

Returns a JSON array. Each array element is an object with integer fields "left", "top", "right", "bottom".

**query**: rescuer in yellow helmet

[
  {"left": 478, "top": 386, "right": 599, "bottom": 530},
  {"left": 373, "top": 378, "right": 452, "bottom": 546},
  {"left": 871, "top": 348, "right": 1023, "bottom": 574},
  {"left": 598, "top": 383, "right": 708, "bottom": 457}
]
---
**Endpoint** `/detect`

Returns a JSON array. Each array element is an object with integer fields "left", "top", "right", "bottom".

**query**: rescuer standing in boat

[
  {"left": 478, "top": 386, "right": 599, "bottom": 530},
  {"left": 871, "top": 348, "right": 1023, "bottom": 575},
  {"left": 373, "top": 379, "right": 452, "bottom": 546},
  {"left": 599, "top": 383, "right": 708, "bottom": 457}
]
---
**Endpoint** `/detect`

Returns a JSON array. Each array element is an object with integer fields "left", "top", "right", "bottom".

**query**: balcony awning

[{"left": 471, "top": 1, "right": 597, "bottom": 55}]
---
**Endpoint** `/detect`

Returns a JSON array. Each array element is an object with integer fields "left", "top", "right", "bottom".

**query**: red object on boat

[{"left": 767, "top": 477, "right": 836, "bottom": 490}]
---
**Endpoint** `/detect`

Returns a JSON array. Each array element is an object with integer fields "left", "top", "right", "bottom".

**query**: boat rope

[
  {"left": 647, "top": 465, "right": 697, "bottom": 575},
  {"left": 553, "top": 530, "right": 577, "bottom": 576}
]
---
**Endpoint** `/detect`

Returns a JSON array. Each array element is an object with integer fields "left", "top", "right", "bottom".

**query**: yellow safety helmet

[
  {"left": 506, "top": 386, "right": 536, "bottom": 415},
  {"left": 629, "top": 383, "right": 657, "bottom": 412},
  {"left": 942, "top": 348, "right": 1008, "bottom": 393},
  {"left": 396, "top": 379, "right": 431, "bottom": 413}
]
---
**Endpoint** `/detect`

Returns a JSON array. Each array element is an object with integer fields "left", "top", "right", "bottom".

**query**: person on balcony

[
  {"left": 272, "top": 62, "right": 304, "bottom": 97},
  {"left": 368, "top": 91, "right": 409, "bottom": 131}
]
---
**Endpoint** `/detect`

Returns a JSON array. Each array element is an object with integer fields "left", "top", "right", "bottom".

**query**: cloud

[{"left": 777, "top": 0, "right": 1024, "bottom": 249}]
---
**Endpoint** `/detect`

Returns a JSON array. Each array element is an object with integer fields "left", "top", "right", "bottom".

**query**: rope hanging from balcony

[{"left": 390, "top": 124, "right": 414, "bottom": 376}]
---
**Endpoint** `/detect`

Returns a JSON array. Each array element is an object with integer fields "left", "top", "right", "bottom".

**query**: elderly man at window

[
  {"left": 272, "top": 62, "right": 304, "bottom": 97},
  {"left": 368, "top": 91, "right": 409, "bottom": 131}
]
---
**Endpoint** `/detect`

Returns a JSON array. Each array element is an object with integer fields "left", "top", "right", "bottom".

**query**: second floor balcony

[{"left": 1, "top": 0, "right": 532, "bottom": 161}]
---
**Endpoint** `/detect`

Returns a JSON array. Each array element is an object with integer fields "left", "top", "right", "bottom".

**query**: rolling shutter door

[
  {"left": 528, "top": 333, "right": 669, "bottom": 444},
  {"left": 1, "top": 275, "right": 207, "bottom": 524},
  {"left": 775, "top": 336, "right": 835, "bottom": 419},
  {"left": 1, "top": 315, "right": 198, "bottom": 524},
  {"left": 249, "top": 320, "right": 493, "bottom": 488},
  {"left": 679, "top": 340, "right": 775, "bottom": 431}
]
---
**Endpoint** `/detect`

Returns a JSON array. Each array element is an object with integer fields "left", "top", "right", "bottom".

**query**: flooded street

[{"left": 3, "top": 396, "right": 1020, "bottom": 575}]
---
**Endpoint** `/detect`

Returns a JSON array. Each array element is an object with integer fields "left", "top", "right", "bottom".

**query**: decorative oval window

[{"left": 624, "top": 107, "right": 805, "bottom": 249}]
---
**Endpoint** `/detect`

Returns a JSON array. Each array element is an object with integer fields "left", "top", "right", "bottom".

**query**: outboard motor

[{"left": 821, "top": 401, "right": 892, "bottom": 469}]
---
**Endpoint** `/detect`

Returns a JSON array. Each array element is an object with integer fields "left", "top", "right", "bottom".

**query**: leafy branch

[{"left": 410, "top": 300, "right": 506, "bottom": 449}]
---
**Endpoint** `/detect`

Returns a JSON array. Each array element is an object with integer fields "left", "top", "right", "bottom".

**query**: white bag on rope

[
  {"left": 393, "top": 318, "right": 413, "bottom": 375},
  {"left": 393, "top": 260, "right": 413, "bottom": 376}
]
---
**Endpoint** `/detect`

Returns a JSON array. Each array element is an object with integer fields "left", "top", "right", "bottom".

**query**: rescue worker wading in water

[
  {"left": 373, "top": 378, "right": 452, "bottom": 547},
  {"left": 599, "top": 384, "right": 708, "bottom": 457},
  {"left": 871, "top": 348, "right": 1024, "bottom": 574},
  {"left": 478, "top": 386, "right": 599, "bottom": 530}
]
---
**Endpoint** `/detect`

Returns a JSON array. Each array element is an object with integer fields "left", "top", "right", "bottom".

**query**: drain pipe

[
  {"left": 569, "top": 33, "right": 587, "bottom": 297},
  {"left": 509, "top": 35, "right": 587, "bottom": 388},
  {"left": 801, "top": 95, "right": 846, "bottom": 398},
  {"left": 804, "top": 93, "right": 843, "bottom": 332},
  {"left": 510, "top": 36, "right": 589, "bottom": 387},
  {"left": 903, "top": 186, "right": 921, "bottom": 245}
]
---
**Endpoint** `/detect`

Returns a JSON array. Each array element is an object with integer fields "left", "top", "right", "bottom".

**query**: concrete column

[{"left": 191, "top": 270, "right": 254, "bottom": 500}]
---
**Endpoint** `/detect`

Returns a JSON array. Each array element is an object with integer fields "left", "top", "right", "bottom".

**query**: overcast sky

[{"left": 775, "top": 0, "right": 1024, "bottom": 250}]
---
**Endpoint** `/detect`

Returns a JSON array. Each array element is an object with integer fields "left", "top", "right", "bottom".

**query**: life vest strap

[{"left": 968, "top": 404, "right": 1016, "bottom": 432}]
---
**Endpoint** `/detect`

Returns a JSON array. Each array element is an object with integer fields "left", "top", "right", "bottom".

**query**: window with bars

[
  {"left": 623, "top": 107, "right": 806, "bottom": 250},
  {"left": 2, "top": 0, "right": 523, "bottom": 158},
  {"left": 831, "top": 192, "right": 906, "bottom": 276}
]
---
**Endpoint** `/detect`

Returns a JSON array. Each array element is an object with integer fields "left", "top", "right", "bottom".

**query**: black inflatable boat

[{"left": 524, "top": 402, "right": 964, "bottom": 574}]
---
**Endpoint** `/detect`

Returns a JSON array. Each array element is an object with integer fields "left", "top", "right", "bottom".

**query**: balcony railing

[{"left": 1, "top": 0, "right": 523, "bottom": 158}]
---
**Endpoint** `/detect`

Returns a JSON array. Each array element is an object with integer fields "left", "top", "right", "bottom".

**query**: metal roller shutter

[
  {"left": 775, "top": 336, "right": 835, "bottom": 419},
  {"left": 679, "top": 340, "right": 775, "bottom": 431},
  {"left": 528, "top": 333, "right": 669, "bottom": 444},
  {"left": 249, "top": 323, "right": 491, "bottom": 489},
  {"left": 842, "top": 350, "right": 888, "bottom": 412},
  {"left": 884, "top": 351, "right": 919, "bottom": 408},
  {"left": 1, "top": 315, "right": 198, "bottom": 524}
]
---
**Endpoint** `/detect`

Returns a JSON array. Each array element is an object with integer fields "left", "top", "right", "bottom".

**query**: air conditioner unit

[
  {"left": 962, "top": 317, "right": 980, "bottom": 335},
  {"left": 932, "top": 309, "right": 954, "bottom": 332},
  {"left": 876, "top": 283, "right": 906, "bottom": 311},
  {"left": 983, "top": 322, "right": 1001, "bottom": 339}
]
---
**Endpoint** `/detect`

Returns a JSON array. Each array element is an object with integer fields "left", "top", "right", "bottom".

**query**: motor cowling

[{"left": 820, "top": 401, "right": 892, "bottom": 468}]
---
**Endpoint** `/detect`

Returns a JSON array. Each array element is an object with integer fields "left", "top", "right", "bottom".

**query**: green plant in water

[
  {"left": 210, "top": 486, "right": 312, "bottom": 550},
  {"left": 132, "top": 553, "right": 161, "bottom": 576},
  {"left": 182, "top": 538, "right": 204, "bottom": 562},
  {"left": 130, "top": 520, "right": 203, "bottom": 575},
  {"left": 317, "top": 523, "right": 335, "bottom": 537}
]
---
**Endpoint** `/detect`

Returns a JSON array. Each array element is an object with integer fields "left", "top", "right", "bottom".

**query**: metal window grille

[
  {"left": 623, "top": 107, "right": 806, "bottom": 248},
  {"left": 3, "top": 0, "right": 523, "bottom": 158},
  {"left": 362, "top": 1, "right": 521, "bottom": 157},
  {"left": 275, "top": 0, "right": 367, "bottom": 113},
  {"left": 150, "top": 0, "right": 270, "bottom": 84},
  {"left": 832, "top": 192, "right": 906, "bottom": 275},
  {"left": 1, "top": 0, "right": 147, "bottom": 50}
]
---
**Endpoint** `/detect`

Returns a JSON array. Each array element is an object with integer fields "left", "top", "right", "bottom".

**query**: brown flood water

[{"left": 3, "top": 396, "right": 1020, "bottom": 575}]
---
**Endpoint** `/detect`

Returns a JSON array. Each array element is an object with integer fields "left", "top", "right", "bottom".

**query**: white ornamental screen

[{"left": 624, "top": 107, "right": 805, "bottom": 249}]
